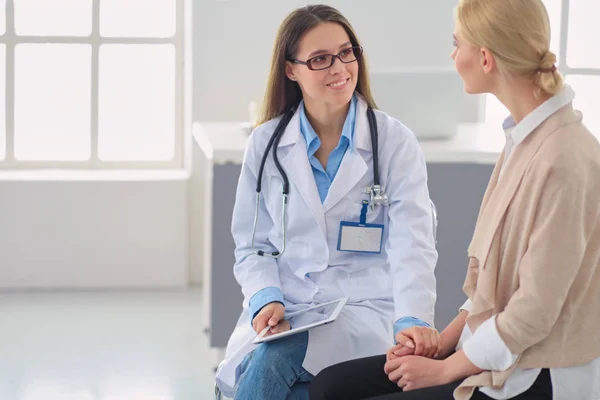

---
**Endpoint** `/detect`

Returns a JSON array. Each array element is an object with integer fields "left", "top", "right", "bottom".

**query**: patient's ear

[{"left": 480, "top": 47, "right": 497, "bottom": 74}]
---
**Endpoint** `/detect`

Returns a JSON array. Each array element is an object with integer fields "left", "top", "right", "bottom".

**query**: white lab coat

[{"left": 216, "top": 96, "right": 437, "bottom": 396}]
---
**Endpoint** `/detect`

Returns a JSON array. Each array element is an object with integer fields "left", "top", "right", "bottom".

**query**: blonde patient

[{"left": 310, "top": 0, "right": 600, "bottom": 399}]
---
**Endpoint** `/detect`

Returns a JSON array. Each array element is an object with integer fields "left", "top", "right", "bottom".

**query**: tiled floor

[{"left": 0, "top": 288, "right": 218, "bottom": 400}]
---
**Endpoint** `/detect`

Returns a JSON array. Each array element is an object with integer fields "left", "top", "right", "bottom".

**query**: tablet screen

[
  {"left": 286, "top": 301, "right": 339, "bottom": 329},
  {"left": 254, "top": 298, "right": 347, "bottom": 343}
]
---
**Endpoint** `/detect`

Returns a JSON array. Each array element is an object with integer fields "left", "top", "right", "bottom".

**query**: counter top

[{"left": 193, "top": 121, "right": 504, "bottom": 165}]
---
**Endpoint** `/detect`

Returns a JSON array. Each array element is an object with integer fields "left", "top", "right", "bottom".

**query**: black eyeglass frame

[{"left": 289, "top": 45, "right": 363, "bottom": 71}]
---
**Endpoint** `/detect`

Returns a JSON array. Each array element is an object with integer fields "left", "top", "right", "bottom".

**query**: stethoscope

[{"left": 251, "top": 106, "right": 388, "bottom": 258}]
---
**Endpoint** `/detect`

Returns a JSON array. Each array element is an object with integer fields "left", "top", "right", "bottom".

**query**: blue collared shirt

[
  {"left": 299, "top": 95, "right": 357, "bottom": 203},
  {"left": 249, "top": 95, "right": 428, "bottom": 339}
]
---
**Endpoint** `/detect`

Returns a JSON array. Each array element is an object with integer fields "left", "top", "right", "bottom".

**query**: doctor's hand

[
  {"left": 264, "top": 319, "right": 291, "bottom": 337},
  {"left": 395, "top": 326, "right": 441, "bottom": 359},
  {"left": 252, "top": 302, "right": 285, "bottom": 334}
]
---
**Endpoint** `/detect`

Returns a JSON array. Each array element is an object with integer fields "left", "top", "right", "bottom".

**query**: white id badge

[
  {"left": 336, "top": 200, "right": 384, "bottom": 254},
  {"left": 337, "top": 222, "right": 384, "bottom": 253}
]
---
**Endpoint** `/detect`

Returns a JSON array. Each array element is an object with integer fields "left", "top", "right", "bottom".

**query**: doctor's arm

[
  {"left": 385, "top": 131, "right": 438, "bottom": 353},
  {"left": 232, "top": 138, "right": 285, "bottom": 332}
]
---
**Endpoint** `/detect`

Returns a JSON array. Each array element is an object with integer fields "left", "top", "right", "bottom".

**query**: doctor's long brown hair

[{"left": 258, "top": 5, "right": 377, "bottom": 126}]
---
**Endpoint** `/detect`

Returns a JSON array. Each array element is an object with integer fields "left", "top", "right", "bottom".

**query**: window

[
  {"left": 0, "top": 0, "right": 186, "bottom": 169},
  {"left": 485, "top": 0, "right": 600, "bottom": 136}
]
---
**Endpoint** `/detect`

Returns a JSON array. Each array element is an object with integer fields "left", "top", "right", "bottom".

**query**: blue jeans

[{"left": 234, "top": 331, "right": 313, "bottom": 400}]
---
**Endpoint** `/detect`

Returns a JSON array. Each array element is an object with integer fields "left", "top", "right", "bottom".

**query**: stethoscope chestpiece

[{"left": 367, "top": 185, "right": 388, "bottom": 210}]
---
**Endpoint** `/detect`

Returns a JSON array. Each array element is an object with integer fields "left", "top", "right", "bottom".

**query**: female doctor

[{"left": 217, "top": 5, "right": 439, "bottom": 399}]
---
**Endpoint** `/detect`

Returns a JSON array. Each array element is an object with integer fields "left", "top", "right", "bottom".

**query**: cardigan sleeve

[{"left": 495, "top": 164, "right": 597, "bottom": 354}]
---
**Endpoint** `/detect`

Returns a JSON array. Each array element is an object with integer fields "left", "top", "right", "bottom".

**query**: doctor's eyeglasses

[{"left": 290, "top": 45, "right": 363, "bottom": 71}]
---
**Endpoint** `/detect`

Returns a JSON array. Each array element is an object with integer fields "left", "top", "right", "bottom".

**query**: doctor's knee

[{"left": 248, "top": 332, "right": 308, "bottom": 372}]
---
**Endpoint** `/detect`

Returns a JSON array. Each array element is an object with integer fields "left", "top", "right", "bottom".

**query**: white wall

[{"left": 0, "top": 179, "right": 188, "bottom": 289}]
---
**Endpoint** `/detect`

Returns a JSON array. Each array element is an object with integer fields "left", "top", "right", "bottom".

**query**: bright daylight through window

[{"left": 0, "top": 0, "right": 183, "bottom": 168}]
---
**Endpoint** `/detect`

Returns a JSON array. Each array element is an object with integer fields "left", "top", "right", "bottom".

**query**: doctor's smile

[{"left": 326, "top": 77, "right": 351, "bottom": 89}]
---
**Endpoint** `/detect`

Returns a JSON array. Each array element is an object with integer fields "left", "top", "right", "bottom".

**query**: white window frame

[
  {"left": 556, "top": 0, "right": 600, "bottom": 77},
  {"left": 0, "top": 0, "right": 190, "bottom": 170},
  {"left": 485, "top": 0, "right": 600, "bottom": 123}
]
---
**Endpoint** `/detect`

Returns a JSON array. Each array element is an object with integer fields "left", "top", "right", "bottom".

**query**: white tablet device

[{"left": 253, "top": 297, "right": 348, "bottom": 344}]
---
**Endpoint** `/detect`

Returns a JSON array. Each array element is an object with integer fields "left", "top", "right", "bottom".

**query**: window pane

[
  {"left": 542, "top": 0, "right": 561, "bottom": 60},
  {"left": 0, "top": 0, "right": 6, "bottom": 35},
  {"left": 98, "top": 45, "right": 175, "bottom": 161},
  {"left": 14, "top": 0, "right": 92, "bottom": 36},
  {"left": 15, "top": 44, "right": 91, "bottom": 161},
  {"left": 567, "top": 0, "right": 600, "bottom": 68},
  {"left": 0, "top": 45, "right": 5, "bottom": 161},
  {"left": 100, "top": 0, "right": 176, "bottom": 38},
  {"left": 567, "top": 76, "right": 600, "bottom": 139}
]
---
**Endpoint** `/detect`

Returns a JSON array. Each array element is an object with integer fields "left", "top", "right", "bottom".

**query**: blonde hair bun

[{"left": 535, "top": 50, "right": 563, "bottom": 96}]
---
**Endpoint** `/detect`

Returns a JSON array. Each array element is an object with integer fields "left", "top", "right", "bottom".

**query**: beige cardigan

[{"left": 454, "top": 104, "right": 600, "bottom": 399}]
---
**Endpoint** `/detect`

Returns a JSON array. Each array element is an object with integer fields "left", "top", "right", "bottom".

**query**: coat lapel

[
  {"left": 322, "top": 150, "right": 368, "bottom": 213},
  {"left": 277, "top": 110, "right": 327, "bottom": 238},
  {"left": 322, "top": 97, "right": 370, "bottom": 213}
]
